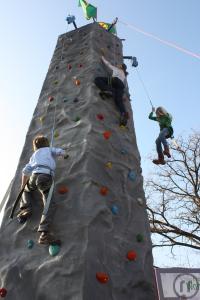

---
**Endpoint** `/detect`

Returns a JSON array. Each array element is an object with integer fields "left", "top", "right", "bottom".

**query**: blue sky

[{"left": 0, "top": 0, "right": 199, "bottom": 267}]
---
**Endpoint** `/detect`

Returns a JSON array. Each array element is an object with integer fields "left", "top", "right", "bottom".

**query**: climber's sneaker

[
  {"left": 38, "top": 232, "right": 61, "bottom": 246},
  {"left": 152, "top": 154, "right": 166, "bottom": 165},
  {"left": 17, "top": 208, "right": 32, "bottom": 223},
  {"left": 119, "top": 112, "right": 128, "bottom": 126}
]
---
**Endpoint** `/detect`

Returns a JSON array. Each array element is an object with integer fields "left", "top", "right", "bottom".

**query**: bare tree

[{"left": 146, "top": 131, "right": 200, "bottom": 251}]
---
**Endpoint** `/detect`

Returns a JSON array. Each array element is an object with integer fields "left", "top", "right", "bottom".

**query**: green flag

[
  {"left": 78, "top": 0, "right": 97, "bottom": 20},
  {"left": 98, "top": 22, "right": 117, "bottom": 34}
]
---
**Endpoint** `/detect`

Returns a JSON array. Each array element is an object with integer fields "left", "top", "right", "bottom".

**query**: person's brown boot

[
  {"left": 153, "top": 154, "right": 166, "bottom": 165},
  {"left": 163, "top": 146, "right": 171, "bottom": 158},
  {"left": 38, "top": 232, "right": 61, "bottom": 246}
]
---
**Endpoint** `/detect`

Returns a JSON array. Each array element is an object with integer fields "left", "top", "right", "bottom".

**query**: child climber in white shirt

[{"left": 17, "top": 135, "right": 67, "bottom": 245}]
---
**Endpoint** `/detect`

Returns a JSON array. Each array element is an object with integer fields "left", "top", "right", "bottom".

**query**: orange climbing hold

[
  {"left": 127, "top": 250, "right": 137, "bottom": 261},
  {"left": 103, "top": 131, "right": 111, "bottom": 140},
  {"left": 48, "top": 96, "right": 54, "bottom": 102},
  {"left": 100, "top": 187, "right": 108, "bottom": 196},
  {"left": 58, "top": 186, "right": 69, "bottom": 194},
  {"left": 75, "top": 79, "right": 81, "bottom": 86},
  {"left": 96, "top": 272, "right": 109, "bottom": 284}
]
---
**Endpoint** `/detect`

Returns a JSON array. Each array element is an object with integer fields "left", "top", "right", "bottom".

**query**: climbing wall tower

[{"left": 0, "top": 23, "right": 156, "bottom": 300}]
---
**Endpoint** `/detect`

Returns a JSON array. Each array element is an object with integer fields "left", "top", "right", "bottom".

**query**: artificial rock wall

[{"left": 0, "top": 23, "right": 156, "bottom": 300}]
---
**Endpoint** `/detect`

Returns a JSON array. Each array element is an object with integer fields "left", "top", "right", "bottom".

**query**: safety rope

[
  {"left": 135, "top": 68, "right": 154, "bottom": 108},
  {"left": 119, "top": 20, "right": 200, "bottom": 61}
]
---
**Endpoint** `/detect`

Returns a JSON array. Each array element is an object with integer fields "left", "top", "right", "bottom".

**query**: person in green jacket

[{"left": 149, "top": 106, "right": 173, "bottom": 165}]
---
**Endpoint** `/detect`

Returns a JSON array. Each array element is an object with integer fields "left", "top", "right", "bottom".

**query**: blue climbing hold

[
  {"left": 128, "top": 170, "right": 136, "bottom": 181},
  {"left": 121, "top": 149, "right": 128, "bottom": 155},
  {"left": 49, "top": 244, "right": 60, "bottom": 257},
  {"left": 111, "top": 205, "right": 119, "bottom": 215},
  {"left": 27, "top": 240, "right": 34, "bottom": 249}
]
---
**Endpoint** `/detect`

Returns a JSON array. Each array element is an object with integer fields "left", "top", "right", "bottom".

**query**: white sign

[{"left": 154, "top": 268, "right": 200, "bottom": 299}]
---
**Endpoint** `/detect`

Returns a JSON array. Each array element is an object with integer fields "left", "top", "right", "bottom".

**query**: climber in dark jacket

[
  {"left": 149, "top": 106, "right": 174, "bottom": 165},
  {"left": 94, "top": 56, "right": 129, "bottom": 126}
]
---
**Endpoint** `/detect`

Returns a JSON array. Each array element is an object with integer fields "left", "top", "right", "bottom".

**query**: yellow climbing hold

[
  {"left": 39, "top": 116, "right": 45, "bottom": 123},
  {"left": 120, "top": 125, "right": 126, "bottom": 130},
  {"left": 54, "top": 131, "right": 59, "bottom": 138},
  {"left": 105, "top": 162, "right": 112, "bottom": 169}
]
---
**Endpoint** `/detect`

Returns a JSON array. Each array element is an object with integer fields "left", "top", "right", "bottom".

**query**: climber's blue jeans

[{"left": 156, "top": 128, "right": 169, "bottom": 155}]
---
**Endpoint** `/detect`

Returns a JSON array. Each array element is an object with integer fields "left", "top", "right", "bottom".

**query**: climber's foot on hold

[
  {"left": 38, "top": 232, "right": 61, "bottom": 246},
  {"left": 99, "top": 91, "right": 112, "bottom": 100},
  {"left": 119, "top": 112, "right": 128, "bottom": 126},
  {"left": 17, "top": 208, "right": 32, "bottom": 224}
]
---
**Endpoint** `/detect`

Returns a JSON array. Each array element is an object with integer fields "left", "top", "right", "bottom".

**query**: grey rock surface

[{"left": 0, "top": 23, "right": 156, "bottom": 300}]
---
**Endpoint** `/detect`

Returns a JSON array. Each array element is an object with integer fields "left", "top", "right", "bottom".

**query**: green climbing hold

[
  {"left": 49, "top": 244, "right": 60, "bottom": 257},
  {"left": 136, "top": 234, "right": 144, "bottom": 243},
  {"left": 27, "top": 240, "right": 34, "bottom": 249},
  {"left": 74, "top": 116, "right": 80, "bottom": 122},
  {"left": 54, "top": 80, "right": 59, "bottom": 85},
  {"left": 54, "top": 131, "right": 59, "bottom": 138}
]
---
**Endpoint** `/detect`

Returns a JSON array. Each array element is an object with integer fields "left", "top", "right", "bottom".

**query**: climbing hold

[
  {"left": 107, "top": 45, "right": 111, "bottom": 49},
  {"left": 128, "top": 170, "right": 136, "bottom": 181},
  {"left": 63, "top": 97, "right": 68, "bottom": 103},
  {"left": 58, "top": 186, "right": 68, "bottom": 194},
  {"left": 100, "top": 187, "right": 108, "bottom": 196},
  {"left": 54, "top": 131, "right": 59, "bottom": 138},
  {"left": 78, "top": 64, "right": 83, "bottom": 68},
  {"left": 105, "top": 162, "right": 112, "bottom": 169},
  {"left": 67, "top": 64, "right": 72, "bottom": 70},
  {"left": 120, "top": 125, "right": 126, "bottom": 130},
  {"left": 39, "top": 116, "right": 45, "bottom": 123},
  {"left": 73, "top": 98, "right": 79, "bottom": 103},
  {"left": 136, "top": 234, "right": 144, "bottom": 243},
  {"left": 96, "top": 114, "right": 104, "bottom": 121},
  {"left": 96, "top": 272, "right": 109, "bottom": 284},
  {"left": 49, "top": 244, "right": 60, "bottom": 257},
  {"left": 111, "top": 205, "right": 119, "bottom": 215},
  {"left": 48, "top": 96, "right": 54, "bottom": 102},
  {"left": 103, "top": 131, "right": 111, "bottom": 140},
  {"left": 75, "top": 79, "right": 81, "bottom": 86},
  {"left": 54, "top": 80, "right": 59, "bottom": 85},
  {"left": 74, "top": 116, "right": 80, "bottom": 122},
  {"left": 27, "top": 240, "right": 34, "bottom": 249},
  {"left": 55, "top": 65, "right": 59, "bottom": 70},
  {"left": 137, "top": 197, "right": 144, "bottom": 206},
  {"left": 127, "top": 250, "right": 137, "bottom": 261},
  {"left": 0, "top": 288, "right": 7, "bottom": 298},
  {"left": 121, "top": 149, "right": 128, "bottom": 155},
  {"left": 80, "top": 51, "right": 84, "bottom": 55}
]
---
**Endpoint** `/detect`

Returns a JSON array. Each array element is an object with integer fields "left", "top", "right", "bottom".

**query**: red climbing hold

[
  {"left": 48, "top": 96, "right": 54, "bottom": 102},
  {"left": 96, "top": 114, "right": 104, "bottom": 121},
  {"left": 78, "top": 64, "right": 83, "bottom": 68},
  {"left": 100, "top": 187, "right": 108, "bottom": 196},
  {"left": 0, "top": 288, "right": 7, "bottom": 298},
  {"left": 67, "top": 64, "right": 72, "bottom": 70},
  {"left": 127, "top": 250, "right": 137, "bottom": 261},
  {"left": 103, "top": 131, "right": 111, "bottom": 140},
  {"left": 58, "top": 186, "right": 69, "bottom": 194},
  {"left": 96, "top": 272, "right": 109, "bottom": 284}
]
